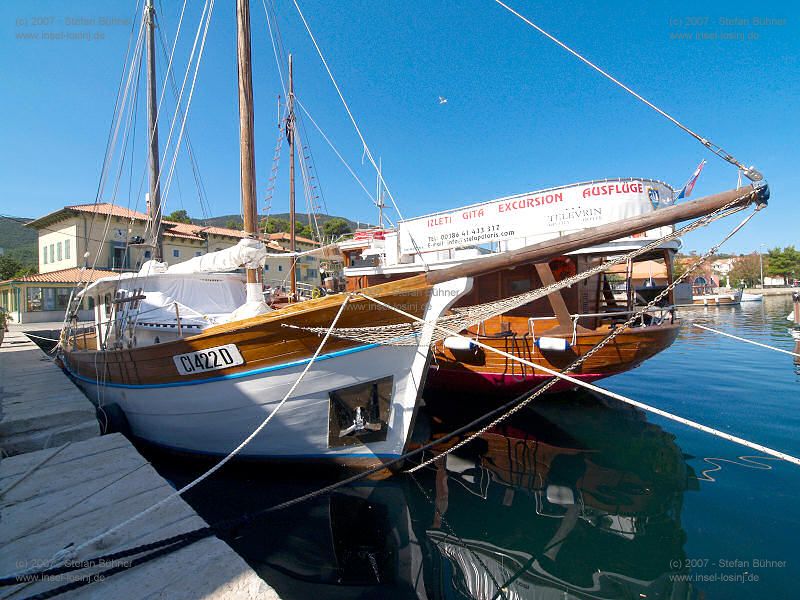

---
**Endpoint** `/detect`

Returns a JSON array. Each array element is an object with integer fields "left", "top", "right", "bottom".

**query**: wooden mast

[
  {"left": 236, "top": 0, "right": 262, "bottom": 301},
  {"left": 287, "top": 54, "right": 297, "bottom": 300},
  {"left": 145, "top": 0, "right": 163, "bottom": 261}
]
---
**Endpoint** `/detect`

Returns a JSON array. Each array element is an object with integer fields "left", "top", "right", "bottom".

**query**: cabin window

[
  {"left": 65, "top": 239, "right": 70, "bottom": 259},
  {"left": 173, "top": 249, "right": 180, "bottom": 258},
  {"left": 264, "top": 264, "right": 269, "bottom": 271},
  {"left": 195, "top": 251, "right": 203, "bottom": 257},
  {"left": 144, "top": 250, "right": 151, "bottom": 259},
  {"left": 328, "top": 376, "right": 393, "bottom": 448},
  {"left": 278, "top": 265, "right": 283, "bottom": 272},
  {"left": 508, "top": 275, "right": 532, "bottom": 295},
  {"left": 104, "top": 294, "right": 112, "bottom": 318}
]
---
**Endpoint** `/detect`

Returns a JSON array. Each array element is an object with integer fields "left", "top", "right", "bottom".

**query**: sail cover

[{"left": 167, "top": 238, "right": 268, "bottom": 274}]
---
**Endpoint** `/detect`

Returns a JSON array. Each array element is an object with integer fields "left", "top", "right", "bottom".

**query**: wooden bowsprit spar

[{"left": 426, "top": 184, "right": 768, "bottom": 285}]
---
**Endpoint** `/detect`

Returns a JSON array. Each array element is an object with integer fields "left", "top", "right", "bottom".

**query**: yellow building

[
  {"left": 27, "top": 203, "right": 287, "bottom": 273},
  {"left": 265, "top": 232, "right": 323, "bottom": 288},
  {"left": 0, "top": 268, "right": 117, "bottom": 324},
  {"left": 1, "top": 204, "right": 325, "bottom": 322}
]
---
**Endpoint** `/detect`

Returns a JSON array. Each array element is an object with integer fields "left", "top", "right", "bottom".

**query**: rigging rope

[
  {"left": 4, "top": 294, "right": 351, "bottom": 584},
  {"left": 289, "top": 188, "right": 762, "bottom": 345},
  {"left": 290, "top": 0, "right": 428, "bottom": 265},
  {"left": 491, "top": 0, "right": 762, "bottom": 181},
  {"left": 692, "top": 323, "right": 800, "bottom": 358}
]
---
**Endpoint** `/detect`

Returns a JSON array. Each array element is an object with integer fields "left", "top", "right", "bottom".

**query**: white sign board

[{"left": 399, "top": 179, "right": 674, "bottom": 255}]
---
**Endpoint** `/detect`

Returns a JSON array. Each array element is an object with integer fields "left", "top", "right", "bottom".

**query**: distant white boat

[{"left": 741, "top": 292, "right": 763, "bottom": 302}]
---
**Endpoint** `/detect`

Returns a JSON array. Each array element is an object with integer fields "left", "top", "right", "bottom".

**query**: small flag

[{"left": 675, "top": 160, "right": 706, "bottom": 200}]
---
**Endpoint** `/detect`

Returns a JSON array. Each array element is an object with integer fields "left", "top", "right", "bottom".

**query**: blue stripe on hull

[{"left": 65, "top": 342, "right": 380, "bottom": 390}]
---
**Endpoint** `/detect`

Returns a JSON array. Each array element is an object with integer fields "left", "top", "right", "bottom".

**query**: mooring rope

[
  {"left": 693, "top": 323, "right": 800, "bottom": 358},
  {"left": 1, "top": 294, "right": 352, "bottom": 584},
  {"left": 491, "top": 0, "right": 761, "bottom": 180},
  {"left": 358, "top": 284, "right": 800, "bottom": 470}
]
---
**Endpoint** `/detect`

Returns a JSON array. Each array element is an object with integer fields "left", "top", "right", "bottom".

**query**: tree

[
  {"left": 0, "top": 256, "right": 22, "bottom": 280},
  {"left": 322, "top": 217, "right": 352, "bottom": 239},
  {"left": 0, "top": 256, "right": 36, "bottom": 280},
  {"left": 260, "top": 217, "right": 289, "bottom": 234},
  {"left": 729, "top": 253, "right": 762, "bottom": 287},
  {"left": 225, "top": 219, "right": 243, "bottom": 230},
  {"left": 167, "top": 209, "right": 192, "bottom": 224},
  {"left": 766, "top": 246, "right": 800, "bottom": 285}
]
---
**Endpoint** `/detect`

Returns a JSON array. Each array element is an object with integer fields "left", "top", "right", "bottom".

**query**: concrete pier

[
  {"left": 1, "top": 330, "right": 99, "bottom": 456},
  {"left": 0, "top": 331, "right": 278, "bottom": 598}
]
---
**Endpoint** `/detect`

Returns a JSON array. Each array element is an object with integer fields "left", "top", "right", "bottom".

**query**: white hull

[
  {"left": 71, "top": 344, "right": 423, "bottom": 461},
  {"left": 740, "top": 292, "right": 763, "bottom": 302},
  {"left": 67, "top": 278, "right": 472, "bottom": 464}
]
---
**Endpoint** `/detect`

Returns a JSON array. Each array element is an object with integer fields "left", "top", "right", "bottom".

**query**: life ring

[
  {"left": 311, "top": 287, "right": 324, "bottom": 299},
  {"left": 549, "top": 257, "right": 577, "bottom": 281}
]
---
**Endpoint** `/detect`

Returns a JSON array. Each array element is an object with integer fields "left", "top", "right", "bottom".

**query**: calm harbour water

[{"left": 144, "top": 294, "right": 799, "bottom": 599}]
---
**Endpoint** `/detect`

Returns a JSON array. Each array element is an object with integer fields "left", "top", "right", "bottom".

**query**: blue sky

[{"left": 1, "top": 0, "right": 797, "bottom": 253}]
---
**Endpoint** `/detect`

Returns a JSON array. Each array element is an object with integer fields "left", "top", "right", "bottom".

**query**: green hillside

[
  {"left": 198, "top": 212, "right": 369, "bottom": 232},
  {"left": 0, "top": 216, "right": 37, "bottom": 269}
]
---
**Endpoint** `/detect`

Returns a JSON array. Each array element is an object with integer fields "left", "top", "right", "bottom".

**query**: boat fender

[
  {"left": 546, "top": 484, "right": 576, "bottom": 506},
  {"left": 536, "top": 336, "right": 570, "bottom": 352},
  {"left": 444, "top": 336, "right": 475, "bottom": 351},
  {"left": 96, "top": 403, "right": 131, "bottom": 437}
]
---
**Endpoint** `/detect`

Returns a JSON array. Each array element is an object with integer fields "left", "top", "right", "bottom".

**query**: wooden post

[
  {"left": 288, "top": 55, "right": 297, "bottom": 300},
  {"left": 793, "top": 291, "right": 800, "bottom": 325},
  {"left": 145, "top": 0, "right": 164, "bottom": 261},
  {"left": 236, "top": 0, "right": 262, "bottom": 302}
]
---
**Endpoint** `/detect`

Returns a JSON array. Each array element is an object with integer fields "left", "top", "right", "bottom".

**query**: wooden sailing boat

[
  {"left": 340, "top": 180, "right": 745, "bottom": 396},
  {"left": 59, "top": 0, "right": 767, "bottom": 467}
]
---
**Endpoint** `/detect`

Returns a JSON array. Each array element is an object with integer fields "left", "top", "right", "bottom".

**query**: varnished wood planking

[{"left": 65, "top": 278, "right": 436, "bottom": 386}]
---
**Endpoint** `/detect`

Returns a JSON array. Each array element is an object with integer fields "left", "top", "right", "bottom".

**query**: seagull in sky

[{"left": 438, "top": 96, "right": 448, "bottom": 105}]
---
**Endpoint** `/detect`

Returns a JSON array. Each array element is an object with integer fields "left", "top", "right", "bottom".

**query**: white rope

[
  {"left": 358, "top": 292, "right": 800, "bottom": 469},
  {"left": 693, "top": 323, "right": 800, "bottom": 358},
  {"left": 290, "top": 0, "right": 425, "bottom": 262},
  {"left": 491, "top": 0, "right": 758, "bottom": 179},
  {"left": 296, "top": 98, "right": 384, "bottom": 212},
  {"left": 6, "top": 294, "right": 352, "bottom": 579},
  {"left": 150, "top": 0, "right": 214, "bottom": 240}
]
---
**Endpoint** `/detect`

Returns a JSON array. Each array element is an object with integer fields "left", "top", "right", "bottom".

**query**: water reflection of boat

[
  {"left": 407, "top": 392, "right": 698, "bottom": 599},
  {"left": 167, "top": 391, "right": 698, "bottom": 599}
]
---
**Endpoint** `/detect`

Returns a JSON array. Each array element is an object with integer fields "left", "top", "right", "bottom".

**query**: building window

[
  {"left": 26, "top": 288, "right": 43, "bottom": 312},
  {"left": 278, "top": 265, "right": 283, "bottom": 272},
  {"left": 57, "top": 242, "right": 62, "bottom": 261},
  {"left": 55, "top": 288, "right": 70, "bottom": 310},
  {"left": 43, "top": 246, "right": 48, "bottom": 264},
  {"left": 308, "top": 269, "right": 317, "bottom": 279},
  {"left": 49, "top": 244, "right": 55, "bottom": 263},
  {"left": 65, "top": 239, "right": 70, "bottom": 259},
  {"left": 173, "top": 249, "right": 180, "bottom": 258}
]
